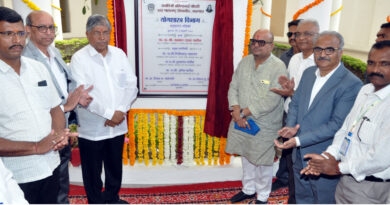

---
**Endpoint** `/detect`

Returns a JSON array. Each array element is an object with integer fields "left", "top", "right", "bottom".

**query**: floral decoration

[
  {"left": 243, "top": 0, "right": 253, "bottom": 57},
  {"left": 293, "top": 0, "right": 325, "bottom": 20}
]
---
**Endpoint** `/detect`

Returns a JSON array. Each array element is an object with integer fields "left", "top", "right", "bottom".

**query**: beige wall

[
  {"left": 0, "top": 0, "right": 13, "bottom": 7},
  {"left": 91, "top": 0, "right": 107, "bottom": 16},
  {"left": 62, "top": 0, "right": 92, "bottom": 39}
]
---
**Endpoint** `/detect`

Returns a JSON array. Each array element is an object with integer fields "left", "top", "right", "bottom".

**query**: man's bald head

[
  {"left": 26, "top": 10, "right": 53, "bottom": 26},
  {"left": 252, "top": 29, "right": 274, "bottom": 42}
]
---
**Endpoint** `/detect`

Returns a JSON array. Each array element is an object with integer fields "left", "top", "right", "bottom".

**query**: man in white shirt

[
  {"left": 271, "top": 19, "right": 319, "bottom": 112},
  {"left": 301, "top": 40, "right": 390, "bottom": 203},
  {"left": 0, "top": 159, "right": 28, "bottom": 204},
  {"left": 274, "top": 31, "right": 362, "bottom": 203},
  {"left": 70, "top": 14, "right": 138, "bottom": 204},
  {"left": 0, "top": 7, "right": 74, "bottom": 204},
  {"left": 22, "top": 10, "right": 93, "bottom": 204}
]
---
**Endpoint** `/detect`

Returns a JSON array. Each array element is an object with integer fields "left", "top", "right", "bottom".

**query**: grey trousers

[{"left": 335, "top": 175, "right": 390, "bottom": 204}]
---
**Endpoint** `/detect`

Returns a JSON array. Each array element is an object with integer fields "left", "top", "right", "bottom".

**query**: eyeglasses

[
  {"left": 313, "top": 47, "right": 340, "bottom": 55},
  {"left": 287, "top": 32, "right": 297, "bottom": 38},
  {"left": 250, "top": 39, "right": 272, "bottom": 47},
  {"left": 29, "top": 25, "right": 57, "bottom": 33},
  {"left": 0, "top": 31, "right": 27, "bottom": 39},
  {"left": 295, "top": 31, "right": 317, "bottom": 38}
]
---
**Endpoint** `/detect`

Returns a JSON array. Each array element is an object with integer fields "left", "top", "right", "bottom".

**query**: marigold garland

[
  {"left": 330, "top": 5, "right": 343, "bottom": 16},
  {"left": 387, "top": 16, "right": 390, "bottom": 23},
  {"left": 122, "top": 134, "right": 129, "bottom": 165},
  {"left": 243, "top": 0, "right": 253, "bottom": 57},
  {"left": 150, "top": 113, "right": 157, "bottom": 165},
  {"left": 260, "top": 7, "right": 272, "bottom": 18},
  {"left": 21, "top": 0, "right": 40, "bottom": 10},
  {"left": 106, "top": 0, "right": 115, "bottom": 46},
  {"left": 200, "top": 116, "right": 207, "bottom": 165},
  {"left": 157, "top": 113, "right": 164, "bottom": 165},
  {"left": 136, "top": 113, "right": 144, "bottom": 163},
  {"left": 213, "top": 137, "right": 220, "bottom": 165},
  {"left": 293, "top": 0, "right": 325, "bottom": 20},
  {"left": 128, "top": 111, "right": 136, "bottom": 165},
  {"left": 143, "top": 113, "right": 150, "bottom": 166},
  {"left": 194, "top": 116, "right": 201, "bottom": 165},
  {"left": 219, "top": 137, "right": 226, "bottom": 165},
  {"left": 207, "top": 135, "right": 213, "bottom": 165},
  {"left": 126, "top": 109, "right": 233, "bottom": 166}
]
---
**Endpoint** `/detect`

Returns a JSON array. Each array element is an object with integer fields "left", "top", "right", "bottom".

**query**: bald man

[
  {"left": 226, "top": 29, "right": 287, "bottom": 204},
  {"left": 23, "top": 10, "right": 92, "bottom": 204}
]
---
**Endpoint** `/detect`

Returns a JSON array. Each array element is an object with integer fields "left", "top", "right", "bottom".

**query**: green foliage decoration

[{"left": 55, "top": 38, "right": 89, "bottom": 63}]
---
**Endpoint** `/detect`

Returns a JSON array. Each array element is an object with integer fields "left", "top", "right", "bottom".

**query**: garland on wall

[
  {"left": 330, "top": 5, "right": 343, "bottom": 16},
  {"left": 242, "top": 0, "right": 253, "bottom": 57},
  {"left": 260, "top": 7, "right": 272, "bottom": 18},
  {"left": 293, "top": 0, "right": 325, "bottom": 20},
  {"left": 106, "top": 0, "right": 116, "bottom": 46},
  {"left": 124, "top": 109, "right": 231, "bottom": 166}
]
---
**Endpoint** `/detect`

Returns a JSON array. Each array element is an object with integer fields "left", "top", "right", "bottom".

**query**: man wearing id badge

[
  {"left": 226, "top": 29, "right": 287, "bottom": 204},
  {"left": 301, "top": 41, "right": 390, "bottom": 203},
  {"left": 274, "top": 31, "right": 362, "bottom": 203}
]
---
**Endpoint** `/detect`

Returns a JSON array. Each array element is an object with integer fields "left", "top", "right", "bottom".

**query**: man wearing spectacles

[
  {"left": 301, "top": 40, "right": 390, "bottom": 204},
  {"left": 22, "top": 10, "right": 93, "bottom": 204},
  {"left": 271, "top": 19, "right": 301, "bottom": 203},
  {"left": 274, "top": 31, "right": 362, "bottom": 203},
  {"left": 0, "top": 7, "right": 76, "bottom": 203},
  {"left": 226, "top": 29, "right": 287, "bottom": 204}
]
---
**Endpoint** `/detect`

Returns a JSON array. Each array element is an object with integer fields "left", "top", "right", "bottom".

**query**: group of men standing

[
  {"left": 1, "top": 4, "right": 390, "bottom": 204},
  {"left": 0, "top": 6, "right": 137, "bottom": 204},
  {"left": 226, "top": 19, "right": 390, "bottom": 204}
]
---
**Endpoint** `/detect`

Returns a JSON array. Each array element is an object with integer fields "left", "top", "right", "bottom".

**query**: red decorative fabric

[
  {"left": 177, "top": 116, "right": 183, "bottom": 165},
  {"left": 113, "top": 0, "right": 127, "bottom": 54},
  {"left": 204, "top": 0, "right": 234, "bottom": 138}
]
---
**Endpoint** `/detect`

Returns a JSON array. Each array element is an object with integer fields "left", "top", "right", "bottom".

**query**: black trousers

[
  {"left": 78, "top": 135, "right": 124, "bottom": 204},
  {"left": 19, "top": 165, "right": 60, "bottom": 204},
  {"left": 276, "top": 112, "right": 295, "bottom": 203},
  {"left": 57, "top": 143, "right": 71, "bottom": 204}
]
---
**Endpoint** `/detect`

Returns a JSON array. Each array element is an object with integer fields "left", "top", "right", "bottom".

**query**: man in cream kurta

[{"left": 226, "top": 29, "right": 286, "bottom": 204}]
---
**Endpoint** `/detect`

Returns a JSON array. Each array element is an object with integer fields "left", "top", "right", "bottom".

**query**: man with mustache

[
  {"left": 271, "top": 19, "right": 301, "bottom": 203},
  {"left": 0, "top": 6, "right": 75, "bottom": 203},
  {"left": 70, "top": 14, "right": 138, "bottom": 204},
  {"left": 301, "top": 40, "right": 390, "bottom": 203},
  {"left": 274, "top": 31, "right": 362, "bottom": 203},
  {"left": 279, "top": 19, "right": 301, "bottom": 67},
  {"left": 22, "top": 10, "right": 93, "bottom": 204},
  {"left": 364, "top": 22, "right": 390, "bottom": 83}
]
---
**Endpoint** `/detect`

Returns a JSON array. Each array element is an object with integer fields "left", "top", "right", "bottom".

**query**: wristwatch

[{"left": 240, "top": 111, "right": 245, "bottom": 118}]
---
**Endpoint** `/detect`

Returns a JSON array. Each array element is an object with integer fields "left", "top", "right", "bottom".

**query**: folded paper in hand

[{"left": 234, "top": 118, "right": 260, "bottom": 135}]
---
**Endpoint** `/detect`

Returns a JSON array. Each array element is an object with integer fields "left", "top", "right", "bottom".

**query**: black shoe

[
  {"left": 271, "top": 179, "right": 287, "bottom": 191},
  {"left": 230, "top": 191, "right": 256, "bottom": 203},
  {"left": 255, "top": 200, "right": 268, "bottom": 204}
]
